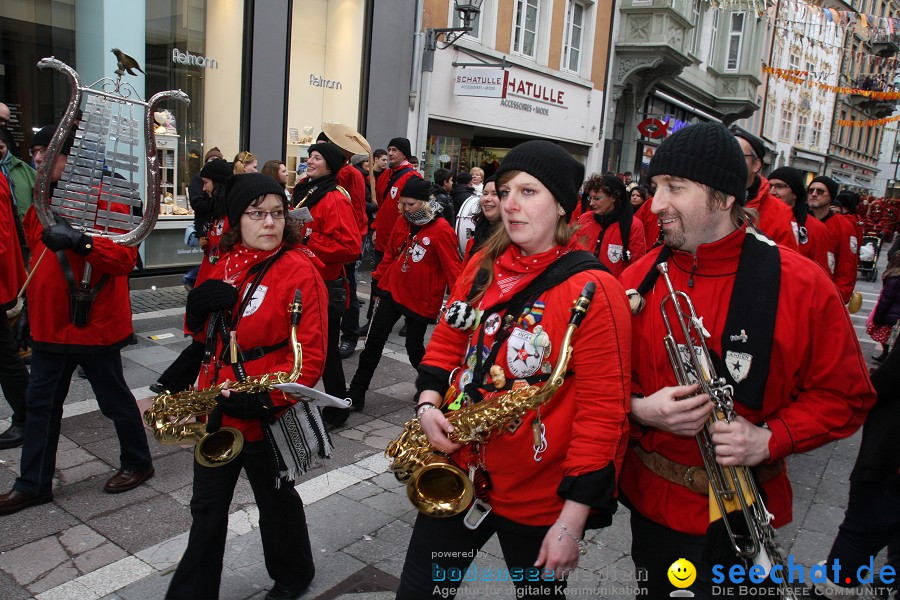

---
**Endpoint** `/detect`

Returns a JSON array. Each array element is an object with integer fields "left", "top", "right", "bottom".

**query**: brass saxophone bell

[
  {"left": 848, "top": 291, "right": 863, "bottom": 314},
  {"left": 194, "top": 427, "right": 245, "bottom": 468},
  {"left": 406, "top": 455, "right": 475, "bottom": 518}
]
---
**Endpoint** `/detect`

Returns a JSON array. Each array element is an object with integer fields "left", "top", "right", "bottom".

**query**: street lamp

[
  {"left": 416, "top": 0, "right": 484, "bottom": 162},
  {"left": 424, "top": 0, "right": 484, "bottom": 65}
]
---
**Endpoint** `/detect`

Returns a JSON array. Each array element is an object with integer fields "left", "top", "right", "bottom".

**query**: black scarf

[
  {"left": 470, "top": 217, "right": 496, "bottom": 256},
  {"left": 292, "top": 173, "right": 337, "bottom": 211}
]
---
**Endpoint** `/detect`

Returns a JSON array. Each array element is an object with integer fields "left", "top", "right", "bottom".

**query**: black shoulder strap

[
  {"left": 634, "top": 245, "right": 673, "bottom": 297},
  {"left": 464, "top": 250, "right": 605, "bottom": 402},
  {"left": 55, "top": 251, "right": 111, "bottom": 307},
  {"left": 381, "top": 167, "right": 415, "bottom": 203}
]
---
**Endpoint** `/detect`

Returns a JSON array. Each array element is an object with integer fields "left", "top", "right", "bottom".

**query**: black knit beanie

[
  {"left": 810, "top": 176, "right": 838, "bottom": 202},
  {"left": 308, "top": 142, "right": 345, "bottom": 175},
  {"left": 226, "top": 173, "right": 289, "bottom": 228},
  {"left": 401, "top": 177, "right": 431, "bottom": 201},
  {"left": 836, "top": 190, "right": 860, "bottom": 214},
  {"left": 200, "top": 158, "right": 233, "bottom": 185},
  {"left": 494, "top": 140, "right": 584, "bottom": 218},
  {"left": 647, "top": 122, "right": 748, "bottom": 205},
  {"left": 732, "top": 128, "right": 766, "bottom": 161},
  {"left": 388, "top": 137, "right": 412, "bottom": 160},
  {"left": 768, "top": 166, "right": 807, "bottom": 206},
  {"left": 32, "top": 124, "right": 75, "bottom": 156}
]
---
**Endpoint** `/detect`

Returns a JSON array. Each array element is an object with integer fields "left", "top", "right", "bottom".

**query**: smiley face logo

[{"left": 668, "top": 558, "right": 696, "bottom": 589}]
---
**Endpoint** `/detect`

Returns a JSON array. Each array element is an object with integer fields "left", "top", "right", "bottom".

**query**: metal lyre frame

[
  {"left": 32, "top": 56, "right": 189, "bottom": 246},
  {"left": 30, "top": 56, "right": 189, "bottom": 304}
]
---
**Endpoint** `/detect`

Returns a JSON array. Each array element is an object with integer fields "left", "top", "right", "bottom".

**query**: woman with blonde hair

[
  {"left": 396, "top": 140, "right": 631, "bottom": 599},
  {"left": 233, "top": 150, "right": 258, "bottom": 174},
  {"left": 470, "top": 166, "right": 485, "bottom": 195}
]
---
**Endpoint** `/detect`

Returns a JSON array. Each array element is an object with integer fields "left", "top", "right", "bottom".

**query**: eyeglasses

[
  {"left": 743, "top": 154, "right": 757, "bottom": 160},
  {"left": 29, "top": 147, "right": 47, "bottom": 159},
  {"left": 808, "top": 188, "right": 828, "bottom": 196},
  {"left": 243, "top": 209, "right": 286, "bottom": 220}
]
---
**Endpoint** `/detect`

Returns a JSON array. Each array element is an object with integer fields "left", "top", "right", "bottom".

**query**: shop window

[
  {"left": 725, "top": 12, "right": 745, "bottom": 72},
  {"left": 512, "top": 0, "right": 540, "bottom": 59},
  {"left": 562, "top": 1, "right": 585, "bottom": 73}
]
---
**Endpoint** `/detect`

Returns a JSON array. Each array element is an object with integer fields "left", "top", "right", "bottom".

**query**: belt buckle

[{"left": 683, "top": 466, "right": 700, "bottom": 489}]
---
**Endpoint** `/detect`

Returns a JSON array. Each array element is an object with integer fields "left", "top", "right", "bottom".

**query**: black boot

[
  {"left": 321, "top": 407, "right": 350, "bottom": 428},
  {"left": 0, "top": 424, "right": 25, "bottom": 450},
  {"left": 874, "top": 346, "right": 889, "bottom": 362}
]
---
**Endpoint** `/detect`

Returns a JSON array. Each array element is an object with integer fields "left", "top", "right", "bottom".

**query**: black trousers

[
  {"left": 826, "top": 480, "right": 900, "bottom": 592},
  {"left": 397, "top": 511, "right": 566, "bottom": 599},
  {"left": 157, "top": 339, "right": 204, "bottom": 393},
  {"left": 365, "top": 250, "right": 384, "bottom": 321},
  {"left": 166, "top": 441, "right": 315, "bottom": 600},
  {"left": 321, "top": 315, "right": 347, "bottom": 399},
  {"left": 0, "top": 313, "right": 28, "bottom": 425},
  {"left": 340, "top": 259, "right": 362, "bottom": 344},
  {"left": 15, "top": 348, "right": 152, "bottom": 495},
  {"left": 629, "top": 508, "right": 780, "bottom": 600},
  {"left": 349, "top": 298, "right": 428, "bottom": 396}
]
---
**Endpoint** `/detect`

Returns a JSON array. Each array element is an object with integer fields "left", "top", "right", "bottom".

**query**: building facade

[
  {"left": 410, "top": 0, "right": 615, "bottom": 179},
  {"left": 606, "top": 0, "right": 765, "bottom": 181}
]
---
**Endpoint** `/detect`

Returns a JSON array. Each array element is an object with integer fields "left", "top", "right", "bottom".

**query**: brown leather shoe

[
  {"left": 104, "top": 466, "right": 155, "bottom": 494},
  {"left": 0, "top": 489, "right": 53, "bottom": 515}
]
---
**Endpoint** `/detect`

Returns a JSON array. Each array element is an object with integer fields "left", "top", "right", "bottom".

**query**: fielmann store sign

[{"left": 453, "top": 68, "right": 568, "bottom": 116}]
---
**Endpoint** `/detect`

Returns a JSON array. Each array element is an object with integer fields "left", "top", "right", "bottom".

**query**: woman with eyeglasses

[
  {"left": 291, "top": 143, "right": 361, "bottom": 424},
  {"left": 166, "top": 173, "right": 329, "bottom": 600}
]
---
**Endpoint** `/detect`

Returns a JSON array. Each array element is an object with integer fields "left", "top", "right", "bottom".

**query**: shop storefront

[
  {"left": 1, "top": 0, "right": 369, "bottom": 271},
  {"left": 423, "top": 49, "right": 601, "bottom": 181},
  {"left": 285, "top": 0, "right": 367, "bottom": 188}
]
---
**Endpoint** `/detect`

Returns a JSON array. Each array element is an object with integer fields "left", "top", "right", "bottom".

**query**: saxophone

[
  {"left": 385, "top": 281, "right": 596, "bottom": 517},
  {"left": 143, "top": 290, "right": 304, "bottom": 467}
]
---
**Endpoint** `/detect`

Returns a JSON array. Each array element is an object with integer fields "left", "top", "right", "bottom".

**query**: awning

[{"left": 830, "top": 173, "right": 856, "bottom": 185}]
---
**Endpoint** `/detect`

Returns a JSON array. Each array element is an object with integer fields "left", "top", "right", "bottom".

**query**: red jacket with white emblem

[
  {"left": 618, "top": 227, "right": 875, "bottom": 536},
  {"left": 374, "top": 162, "right": 421, "bottom": 253},
  {"left": 418, "top": 240, "right": 632, "bottom": 525},
  {"left": 796, "top": 213, "right": 833, "bottom": 276},
  {"left": 198, "top": 245, "right": 328, "bottom": 442},
  {"left": 819, "top": 212, "right": 858, "bottom": 304},
  {"left": 746, "top": 176, "right": 799, "bottom": 251},
  {"left": 24, "top": 204, "right": 137, "bottom": 351},
  {"left": 373, "top": 215, "right": 461, "bottom": 320},
  {"left": 575, "top": 213, "right": 647, "bottom": 278}
]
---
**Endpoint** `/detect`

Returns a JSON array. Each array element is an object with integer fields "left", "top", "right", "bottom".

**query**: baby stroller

[{"left": 858, "top": 233, "right": 882, "bottom": 282}]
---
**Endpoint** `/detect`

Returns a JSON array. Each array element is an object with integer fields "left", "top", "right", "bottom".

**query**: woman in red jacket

[
  {"left": 166, "top": 173, "right": 329, "bottom": 600},
  {"left": 396, "top": 141, "right": 631, "bottom": 599},
  {"left": 292, "top": 143, "right": 361, "bottom": 414},
  {"left": 575, "top": 173, "right": 646, "bottom": 278},
  {"left": 343, "top": 178, "right": 461, "bottom": 419}
]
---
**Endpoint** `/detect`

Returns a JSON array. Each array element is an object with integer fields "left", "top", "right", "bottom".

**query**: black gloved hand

[
  {"left": 42, "top": 218, "right": 93, "bottom": 255},
  {"left": 14, "top": 299, "right": 30, "bottom": 351},
  {"left": 215, "top": 390, "right": 274, "bottom": 421},
  {"left": 186, "top": 279, "right": 238, "bottom": 320}
]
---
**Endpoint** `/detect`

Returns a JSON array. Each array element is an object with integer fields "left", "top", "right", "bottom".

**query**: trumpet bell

[
  {"left": 194, "top": 427, "right": 244, "bottom": 468},
  {"left": 406, "top": 460, "right": 474, "bottom": 518}
]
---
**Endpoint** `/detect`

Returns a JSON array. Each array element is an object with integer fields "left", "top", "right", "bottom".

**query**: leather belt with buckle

[{"left": 633, "top": 446, "right": 784, "bottom": 496}]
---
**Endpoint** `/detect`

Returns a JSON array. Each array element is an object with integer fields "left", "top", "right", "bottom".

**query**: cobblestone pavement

[{"left": 0, "top": 254, "right": 892, "bottom": 600}]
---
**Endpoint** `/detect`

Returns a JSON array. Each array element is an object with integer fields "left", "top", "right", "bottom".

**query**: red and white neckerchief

[{"left": 222, "top": 243, "right": 281, "bottom": 285}]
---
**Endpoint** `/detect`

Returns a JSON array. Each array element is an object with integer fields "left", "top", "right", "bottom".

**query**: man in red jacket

[
  {"left": 0, "top": 124, "right": 154, "bottom": 516},
  {"left": 808, "top": 176, "right": 859, "bottom": 304},
  {"left": 732, "top": 129, "right": 798, "bottom": 251},
  {"left": 0, "top": 170, "right": 28, "bottom": 450},
  {"left": 620, "top": 122, "right": 875, "bottom": 598},
  {"left": 367, "top": 137, "right": 421, "bottom": 326},
  {"left": 767, "top": 166, "right": 832, "bottom": 275}
]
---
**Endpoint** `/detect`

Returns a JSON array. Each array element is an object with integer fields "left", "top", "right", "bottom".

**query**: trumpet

[
  {"left": 386, "top": 281, "right": 596, "bottom": 517},
  {"left": 656, "top": 263, "right": 795, "bottom": 599},
  {"left": 143, "top": 290, "right": 304, "bottom": 467}
]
